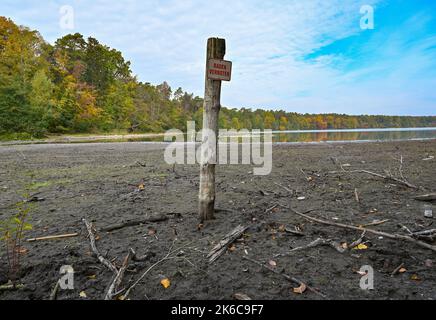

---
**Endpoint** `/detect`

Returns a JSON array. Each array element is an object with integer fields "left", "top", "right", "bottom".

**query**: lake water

[
  {"left": 270, "top": 127, "right": 436, "bottom": 144},
  {"left": 133, "top": 127, "right": 436, "bottom": 144}
]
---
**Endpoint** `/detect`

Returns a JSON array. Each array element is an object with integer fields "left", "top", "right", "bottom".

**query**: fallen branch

[
  {"left": 49, "top": 281, "right": 60, "bottom": 300},
  {"left": 330, "top": 169, "right": 419, "bottom": 189},
  {"left": 82, "top": 218, "right": 118, "bottom": 274},
  {"left": 27, "top": 233, "right": 79, "bottom": 242},
  {"left": 274, "top": 238, "right": 346, "bottom": 258},
  {"left": 391, "top": 263, "right": 405, "bottom": 277},
  {"left": 359, "top": 220, "right": 390, "bottom": 228},
  {"left": 414, "top": 194, "right": 436, "bottom": 202},
  {"left": 284, "top": 226, "right": 305, "bottom": 237},
  {"left": 284, "top": 207, "right": 436, "bottom": 252},
  {"left": 105, "top": 250, "right": 132, "bottom": 300},
  {"left": 0, "top": 283, "right": 24, "bottom": 291},
  {"left": 349, "top": 231, "right": 367, "bottom": 249},
  {"left": 207, "top": 225, "right": 248, "bottom": 263},
  {"left": 242, "top": 256, "right": 326, "bottom": 299},
  {"left": 100, "top": 213, "right": 168, "bottom": 232}
]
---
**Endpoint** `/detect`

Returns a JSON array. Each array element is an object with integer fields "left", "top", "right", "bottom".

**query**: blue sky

[{"left": 1, "top": 0, "right": 436, "bottom": 116}]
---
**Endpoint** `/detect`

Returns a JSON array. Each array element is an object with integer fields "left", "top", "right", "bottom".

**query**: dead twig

[
  {"left": 49, "top": 281, "right": 60, "bottom": 300},
  {"left": 27, "top": 233, "right": 79, "bottom": 242},
  {"left": 105, "top": 250, "right": 132, "bottom": 300},
  {"left": 349, "top": 231, "right": 367, "bottom": 249},
  {"left": 82, "top": 218, "right": 118, "bottom": 274},
  {"left": 354, "top": 188, "right": 360, "bottom": 203},
  {"left": 207, "top": 225, "right": 248, "bottom": 263},
  {"left": 391, "top": 263, "right": 405, "bottom": 277},
  {"left": 283, "top": 206, "right": 436, "bottom": 252},
  {"left": 414, "top": 194, "right": 436, "bottom": 202},
  {"left": 242, "top": 256, "right": 327, "bottom": 299},
  {"left": 359, "top": 220, "right": 390, "bottom": 228},
  {"left": 100, "top": 213, "right": 168, "bottom": 232},
  {"left": 274, "top": 238, "right": 346, "bottom": 258}
]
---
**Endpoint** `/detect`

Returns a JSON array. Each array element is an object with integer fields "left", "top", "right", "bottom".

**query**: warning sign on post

[{"left": 207, "top": 59, "right": 232, "bottom": 81}]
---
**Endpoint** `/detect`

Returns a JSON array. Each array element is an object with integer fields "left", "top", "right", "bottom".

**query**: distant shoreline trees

[{"left": 1, "top": 16, "right": 435, "bottom": 139}]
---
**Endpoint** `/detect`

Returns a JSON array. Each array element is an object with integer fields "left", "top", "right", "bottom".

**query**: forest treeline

[{"left": 1, "top": 17, "right": 435, "bottom": 139}]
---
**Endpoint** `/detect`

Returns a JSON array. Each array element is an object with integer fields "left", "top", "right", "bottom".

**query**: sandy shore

[{"left": 0, "top": 140, "right": 435, "bottom": 300}]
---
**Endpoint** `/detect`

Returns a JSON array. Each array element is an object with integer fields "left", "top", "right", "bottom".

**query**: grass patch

[{"left": 27, "top": 179, "right": 71, "bottom": 190}]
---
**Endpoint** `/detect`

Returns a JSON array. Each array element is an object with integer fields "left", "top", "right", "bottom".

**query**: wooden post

[{"left": 199, "top": 38, "right": 226, "bottom": 222}]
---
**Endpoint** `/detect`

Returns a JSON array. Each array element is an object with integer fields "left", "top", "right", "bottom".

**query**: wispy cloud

[{"left": 1, "top": 0, "right": 435, "bottom": 115}]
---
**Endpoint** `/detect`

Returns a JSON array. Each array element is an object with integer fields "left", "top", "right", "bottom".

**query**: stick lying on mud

[
  {"left": 82, "top": 218, "right": 118, "bottom": 274},
  {"left": 27, "top": 233, "right": 79, "bottom": 242},
  {"left": 208, "top": 225, "right": 248, "bottom": 263},
  {"left": 105, "top": 250, "right": 132, "bottom": 300},
  {"left": 274, "top": 238, "right": 346, "bottom": 258},
  {"left": 414, "top": 193, "right": 436, "bottom": 202},
  {"left": 283, "top": 207, "right": 436, "bottom": 253},
  {"left": 330, "top": 169, "right": 419, "bottom": 190},
  {"left": 242, "top": 256, "right": 327, "bottom": 299},
  {"left": 100, "top": 213, "right": 169, "bottom": 232},
  {"left": 0, "top": 283, "right": 25, "bottom": 291}
]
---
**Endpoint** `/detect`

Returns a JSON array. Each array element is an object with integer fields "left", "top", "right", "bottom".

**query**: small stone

[{"left": 424, "top": 206, "right": 433, "bottom": 218}]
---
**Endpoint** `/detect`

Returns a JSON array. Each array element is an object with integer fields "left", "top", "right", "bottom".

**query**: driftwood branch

[
  {"left": 207, "top": 225, "right": 248, "bottom": 263},
  {"left": 283, "top": 207, "right": 436, "bottom": 252},
  {"left": 49, "top": 281, "right": 60, "bottom": 300},
  {"left": 242, "top": 256, "right": 326, "bottom": 299},
  {"left": 330, "top": 168, "right": 419, "bottom": 190},
  {"left": 105, "top": 250, "right": 132, "bottom": 300},
  {"left": 27, "top": 233, "right": 79, "bottom": 242},
  {"left": 100, "top": 213, "right": 168, "bottom": 232},
  {"left": 274, "top": 238, "right": 346, "bottom": 258},
  {"left": 82, "top": 218, "right": 118, "bottom": 274},
  {"left": 414, "top": 194, "right": 436, "bottom": 202}
]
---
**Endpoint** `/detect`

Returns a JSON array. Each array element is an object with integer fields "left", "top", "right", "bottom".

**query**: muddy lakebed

[{"left": 0, "top": 140, "right": 435, "bottom": 300}]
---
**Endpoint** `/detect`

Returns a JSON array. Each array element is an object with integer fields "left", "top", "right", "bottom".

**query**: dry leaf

[
  {"left": 161, "top": 278, "right": 171, "bottom": 289},
  {"left": 399, "top": 268, "right": 407, "bottom": 274},
  {"left": 87, "top": 274, "right": 97, "bottom": 280},
  {"left": 268, "top": 260, "right": 277, "bottom": 267},
  {"left": 353, "top": 244, "right": 368, "bottom": 250},
  {"left": 411, "top": 274, "right": 421, "bottom": 281},
  {"left": 79, "top": 291, "right": 87, "bottom": 298},
  {"left": 148, "top": 228, "right": 157, "bottom": 236},
  {"left": 278, "top": 225, "right": 286, "bottom": 232},
  {"left": 234, "top": 293, "right": 252, "bottom": 300},
  {"left": 293, "top": 283, "right": 307, "bottom": 294},
  {"left": 16, "top": 247, "right": 28, "bottom": 254},
  {"left": 138, "top": 184, "right": 145, "bottom": 191},
  {"left": 228, "top": 244, "right": 236, "bottom": 252}
]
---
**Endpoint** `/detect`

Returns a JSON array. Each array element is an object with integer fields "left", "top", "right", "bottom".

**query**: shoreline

[{"left": 1, "top": 137, "right": 436, "bottom": 150}]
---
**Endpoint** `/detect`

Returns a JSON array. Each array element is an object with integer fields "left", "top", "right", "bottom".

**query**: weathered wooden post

[{"left": 199, "top": 37, "right": 231, "bottom": 222}]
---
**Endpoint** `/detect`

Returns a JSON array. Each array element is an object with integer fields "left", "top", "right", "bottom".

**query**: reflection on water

[
  {"left": 133, "top": 128, "right": 436, "bottom": 144},
  {"left": 273, "top": 128, "right": 436, "bottom": 143}
]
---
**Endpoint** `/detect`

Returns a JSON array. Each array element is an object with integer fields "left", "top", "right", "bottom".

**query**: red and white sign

[{"left": 207, "top": 59, "right": 232, "bottom": 81}]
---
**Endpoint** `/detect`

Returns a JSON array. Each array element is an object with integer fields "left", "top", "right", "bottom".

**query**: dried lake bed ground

[{"left": 0, "top": 140, "right": 435, "bottom": 300}]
